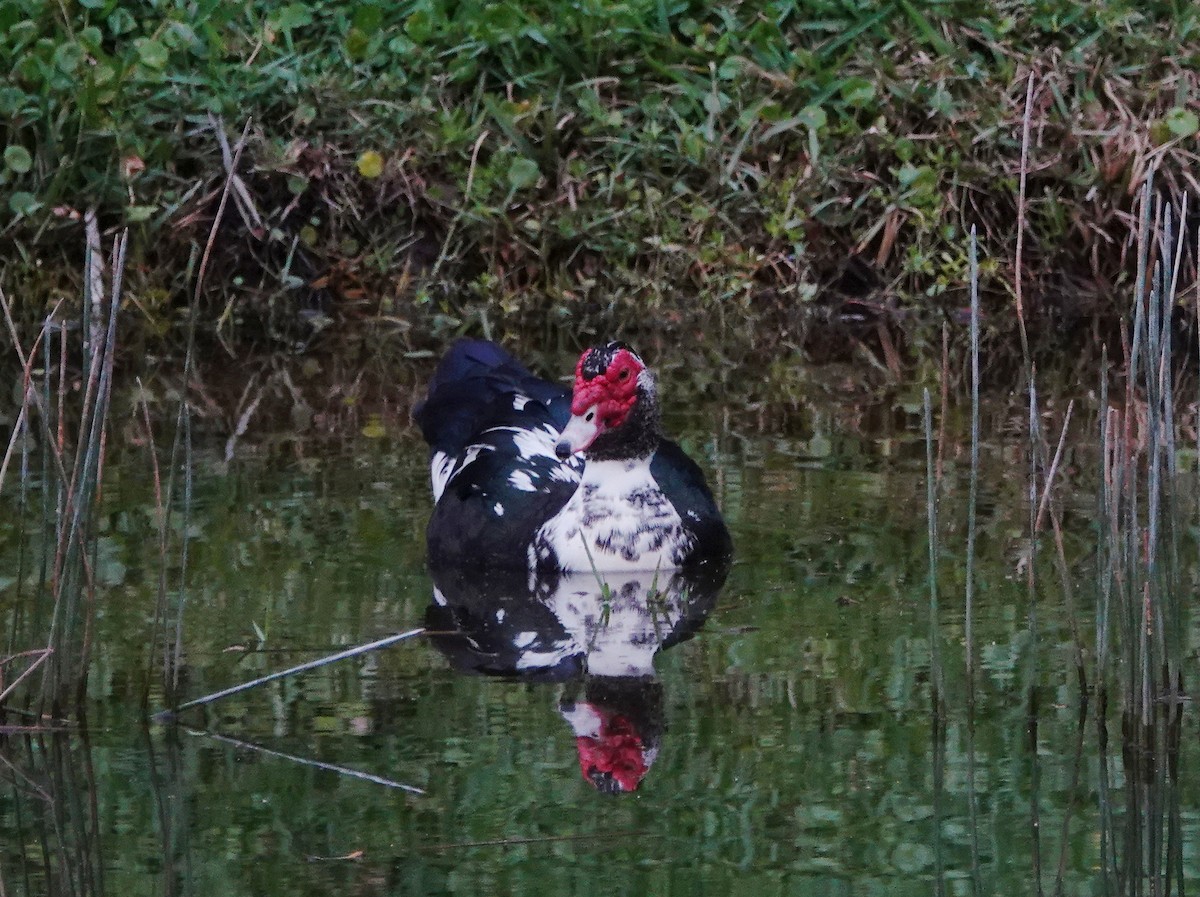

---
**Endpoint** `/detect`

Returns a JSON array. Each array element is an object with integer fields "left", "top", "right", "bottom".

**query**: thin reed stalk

[
  {"left": 964, "top": 227, "right": 980, "bottom": 685},
  {"left": 962, "top": 227, "right": 984, "bottom": 897},
  {"left": 0, "top": 228, "right": 128, "bottom": 716},
  {"left": 1024, "top": 371, "right": 1045, "bottom": 897},
  {"left": 1013, "top": 72, "right": 1035, "bottom": 363},
  {"left": 188, "top": 728, "right": 425, "bottom": 794},
  {"left": 1091, "top": 178, "right": 1190, "bottom": 897},
  {"left": 160, "top": 627, "right": 425, "bottom": 715},
  {"left": 922, "top": 386, "right": 946, "bottom": 897},
  {"left": 921, "top": 388, "right": 944, "bottom": 713},
  {"left": 145, "top": 120, "right": 251, "bottom": 705}
]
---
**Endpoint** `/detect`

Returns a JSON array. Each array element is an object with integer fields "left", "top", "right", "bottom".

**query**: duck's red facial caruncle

[{"left": 555, "top": 344, "right": 644, "bottom": 457}]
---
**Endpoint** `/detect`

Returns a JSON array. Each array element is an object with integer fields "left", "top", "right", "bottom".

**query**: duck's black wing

[
  {"left": 415, "top": 339, "right": 581, "bottom": 568},
  {"left": 651, "top": 439, "right": 733, "bottom": 567},
  {"left": 414, "top": 339, "right": 567, "bottom": 454}
]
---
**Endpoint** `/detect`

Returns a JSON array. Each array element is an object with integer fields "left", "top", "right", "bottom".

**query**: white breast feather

[{"left": 534, "top": 457, "right": 692, "bottom": 572}]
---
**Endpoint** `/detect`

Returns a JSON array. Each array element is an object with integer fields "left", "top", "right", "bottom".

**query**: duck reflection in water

[{"left": 425, "top": 561, "right": 727, "bottom": 793}]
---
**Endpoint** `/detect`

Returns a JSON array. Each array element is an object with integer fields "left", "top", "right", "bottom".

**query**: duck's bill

[{"left": 555, "top": 406, "right": 602, "bottom": 458}]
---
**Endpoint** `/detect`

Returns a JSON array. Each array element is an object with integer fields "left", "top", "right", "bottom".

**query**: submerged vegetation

[{"left": 2, "top": 0, "right": 1199, "bottom": 368}]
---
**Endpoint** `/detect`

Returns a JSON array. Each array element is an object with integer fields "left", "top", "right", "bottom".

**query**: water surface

[{"left": 1, "top": 389, "right": 1195, "bottom": 895}]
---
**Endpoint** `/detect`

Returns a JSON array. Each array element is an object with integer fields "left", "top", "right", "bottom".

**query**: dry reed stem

[
  {"left": 166, "top": 627, "right": 425, "bottom": 714},
  {"left": 0, "top": 291, "right": 71, "bottom": 488},
  {"left": 189, "top": 728, "right": 425, "bottom": 794},
  {"left": 1035, "top": 400, "right": 1075, "bottom": 533},
  {"left": 205, "top": 118, "right": 254, "bottom": 342},
  {"left": 49, "top": 231, "right": 125, "bottom": 602},
  {"left": 0, "top": 404, "right": 28, "bottom": 498},
  {"left": 0, "top": 648, "right": 54, "bottom": 704},
  {"left": 421, "top": 829, "right": 656, "bottom": 853},
  {"left": 936, "top": 322, "right": 948, "bottom": 484},
  {"left": 430, "top": 128, "right": 490, "bottom": 280},
  {"left": 137, "top": 379, "right": 166, "bottom": 534},
  {"left": 1014, "top": 72, "right": 1035, "bottom": 359},
  {"left": 84, "top": 208, "right": 103, "bottom": 353}
]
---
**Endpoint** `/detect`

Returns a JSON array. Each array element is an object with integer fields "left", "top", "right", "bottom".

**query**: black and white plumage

[
  {"left": 413, "top": 339, "right": 732, "bottom": 572},
  {"left": 424, "top": 561, "right": 728, "bottom": 792}
]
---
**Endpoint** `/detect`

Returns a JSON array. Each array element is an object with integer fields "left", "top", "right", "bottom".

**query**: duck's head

[{"left": 555, "top": 342, "right": 661, "bottom": 461}]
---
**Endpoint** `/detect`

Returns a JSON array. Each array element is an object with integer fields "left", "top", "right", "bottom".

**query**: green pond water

[{"left": 1, "top": 386, "right": 1196, "bottom": 896}]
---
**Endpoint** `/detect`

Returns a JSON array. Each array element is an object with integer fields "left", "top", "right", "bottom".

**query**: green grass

[{"left": 2, "top": 0, "right": 1199, "bottom": 369}]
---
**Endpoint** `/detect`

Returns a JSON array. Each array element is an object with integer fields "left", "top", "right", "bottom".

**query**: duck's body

[{"left": 415, "top": 339, "right": 730, "bottom": 572}]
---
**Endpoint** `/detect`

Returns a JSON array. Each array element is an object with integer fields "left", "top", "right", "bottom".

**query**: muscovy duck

[{"left": 414, "top": 339, "right": 731, "bottom": 572}]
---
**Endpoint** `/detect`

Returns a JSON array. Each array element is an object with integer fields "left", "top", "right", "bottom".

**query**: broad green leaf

[
  {"left": 79, "top": 26, "right": 103, "bottom": 50},
  {"left": 0, "top": 88, "right": 28, "bottom": 116},
  {"left": 1166, "top": 106, "right": 1199, "bottom": 138},
  {"left": 798, "top": 105, "right": 826, "bottom": 130},
  {"left": 53, "top": 41, "right": 83, "bottom": 74},
  {"left": 405, "top": 9, "right": 433, "bottom": 42},
  {"left": 108, "top": 8, "right": 136, "bottom": 34},
  {"left": 717, "top": 57, "right": 741, "bottom": 80},
  {"left": 353, "top": 5, "right": 383, "bottom": 31},
  {"left": 136, "top": 38, "right": 168, "bottom": 69},
  {"left": 4, "top": 145, "right": 32, "bottom": 174},
  {"left": 272, "top": 3, "right": 314, "bottom": 31},
  {"left": 840, "top": 77, "right": 876, "bottom": 108},
  {"left": 345, "top": 27, "right": 369, "bottom": 60},
  {"left": 506, "top": 156, "right": 540, "bottom": 190},
  {"left": 91, "top": 62, "right": 116, "bottom": 87},
  {"left": 126, "top": 205, "right": 156, "bottom": 222},
  {"left": 9, "top": 191, "right": 38, "bottom": 216}
]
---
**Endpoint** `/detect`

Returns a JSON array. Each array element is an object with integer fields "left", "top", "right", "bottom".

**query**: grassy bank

[{"left": 2, "top": 0, "right": 1199, "bottom": 370}]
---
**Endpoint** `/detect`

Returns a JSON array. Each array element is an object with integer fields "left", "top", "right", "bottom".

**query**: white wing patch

[
  {"left": 485, "top": 423, "right": 565, "bottom": 464},
  {"left": 550, "top": 465, "right": 580, "bottom": 484},
  {"left": 431, "top": 443, "right": 494, "bottom": 501},
  {"left": 494, "top": 502, "right": 505, "bottom": 516},
  {"left": 509, "top": 470, "right": 538, "bottom": 492},
  {"left": 430, "top": 451, "right": 455, "bottom": 501}
]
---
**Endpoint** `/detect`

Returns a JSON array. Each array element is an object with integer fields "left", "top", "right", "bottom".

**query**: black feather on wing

[
  {"left": 417, "top": 339, "right": 581, "bottom": 568},
  {"left": 650, "top": 440, "right": 733, "bottom": 566}
]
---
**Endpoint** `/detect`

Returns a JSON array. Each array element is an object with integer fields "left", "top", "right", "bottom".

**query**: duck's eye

[
  {"left": 618, "top": 368, "right": 630, "bottom": 381},
  {"left": 585, "top": 411, "right": 595, "bottom": 422}
]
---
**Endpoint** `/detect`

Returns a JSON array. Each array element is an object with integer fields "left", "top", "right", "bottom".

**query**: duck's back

[{"left": 415, "top": 340, "right": 582, "bottom": 567}]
